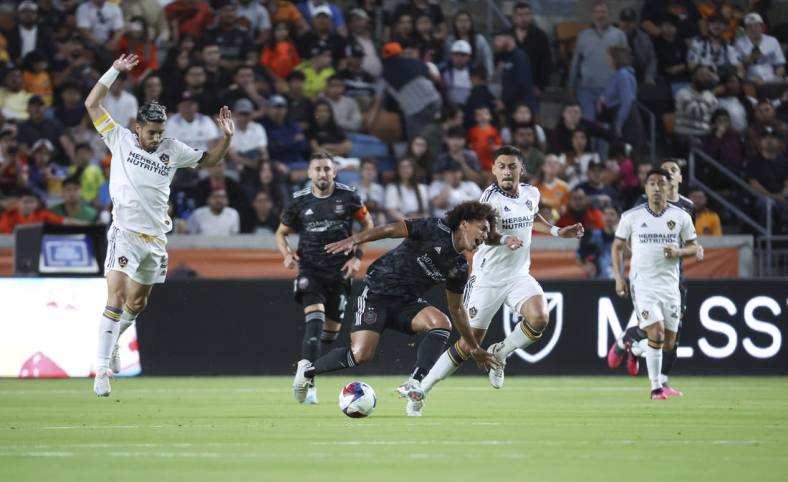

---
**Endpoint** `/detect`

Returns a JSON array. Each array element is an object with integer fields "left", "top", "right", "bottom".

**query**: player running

[
  {"left": 291, "top": 201, "right": 500, "bottom": 405},
  {"left": 408, "top": 146, "right": 584, "bottom": 416},
  {"left": 607, "top": 159, "right": 703, "bottom": 395},
  {"left": 276, "top": 151, "right": 374, "bottom": 404},
  {"left": 86, "top": 54, "right": 234, "bottom": 396},
  {"left": 611, "top": 168, "right": 698, "bottom": 400}
]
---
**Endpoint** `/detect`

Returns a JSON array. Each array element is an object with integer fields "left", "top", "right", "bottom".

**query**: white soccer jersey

[
  {"left": 615, "top": 204, "right": 696, "bottom": 291},
  {"left": 472, "top": 183, "right": 540, "bottom": 287},
  {"left": 95, "top": 112, "right": 205, "bottom": 236}
]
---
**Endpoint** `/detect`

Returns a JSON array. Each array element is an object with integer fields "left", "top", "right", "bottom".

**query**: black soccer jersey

[
  {"left": 364, "top": 218, "right": 469, "bottom": 298},
  {"left": 636, "top": 194, "right": 695, "bottom": 222},
  {"left": 280, "top": 183, "right": 366, "bottom": 280}
]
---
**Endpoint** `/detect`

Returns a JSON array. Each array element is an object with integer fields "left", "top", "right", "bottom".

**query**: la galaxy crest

[
  {"left": 667, "top": 220, "right": 676, "bottom": 230},
  {"left": 525, "top": 200, "right": 533, "bottom": 212},
  {"left": 641, "top": 310, "right": 649, "bottom": 320},
  {"left": 159, "top": 153, "right": 170, "bottom": 165},
  {"left": 468, "top": 306, "right": 478, "bottom": 318},
  {"left": 118, "top": 256, "right": 128, "bottom": 268}
]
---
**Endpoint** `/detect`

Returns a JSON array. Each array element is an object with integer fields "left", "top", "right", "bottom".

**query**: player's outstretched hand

[
  {"left": 615, "top": 277, "right": 629, "bottom": 298},
  {"left": 325, "top": 236, "right": 356, "bottom": 256},
  {"left": 216, "top": 106, "right": 235, "bottom": 137},
  {"left": 662, "top": 245, "right": 681, "bottom": 258},
  {"left": 469, "top": 347, "right": 501, "bottom": 371},
  {"left": 284, "top": 251, "right": 299, "bottom": 270},
  {"left": 112, "top": 54, "right": 140, "bottom": 72},
  {"left": 341, "top": 258, "right": 361, "bottom": 279},
  {"left": 504, "top": 235, "right": 524, "bottom": 250},
  {"left": 559, "top": 223, "right": 584, "bottom": 239}
]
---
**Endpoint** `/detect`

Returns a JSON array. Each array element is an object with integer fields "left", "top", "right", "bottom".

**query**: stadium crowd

[{"left": 0, "top": 0, "right": 786, "bottom": 277}]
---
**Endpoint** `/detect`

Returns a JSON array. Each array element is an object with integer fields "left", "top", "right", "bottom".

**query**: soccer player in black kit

[
  {"left": 607, "top": 158, "right": 704, "bottom": 396},
  {"left": 291, "top": 201, "right": 500, "bottom": 408},
  {"left": 276, "top": 152, "right": 374, "bottom": 404}
]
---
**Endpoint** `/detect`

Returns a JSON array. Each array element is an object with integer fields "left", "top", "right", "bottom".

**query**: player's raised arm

[
  {"left": 445, "top": 290, "right": 500, "bottom": 371},
  {"left": 84, "top": 54, "right": 139, "bottom": 126},
  {"left": 201, "top": 106, "right": 235, "bottom": 167},
  {"left": 325, "top": 220, "right": 408, "bottom": 255}
]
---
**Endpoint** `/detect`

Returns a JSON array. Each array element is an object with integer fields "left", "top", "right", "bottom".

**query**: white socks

[
  {"left": 96, "top": 307, "right": 121, "bottom": 372},
  {"left": 500, "top": 321, "right": 541, "bottom": 358},
  {"left": 118, "top": 308, "right": 138, "bottom": 340},
  {"left": 421, "top": 352, "right": 460, "bottom": 393},
  {"left": 645, "top": 341, "right": 663, "bottom": 391}
]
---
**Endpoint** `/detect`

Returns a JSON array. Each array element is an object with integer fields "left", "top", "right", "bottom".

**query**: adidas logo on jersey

[
  {"left": 434, "top": 247, "right": 442, "bottom": 254},
  {"left": 504, "top": 206, "right": 511, "bottom": 212},
  {"left": 304, "top": 209, "right": 314, "bottom": 216},
  {"left": 641, "top": 222, "right": 648, "bottom": 228}
]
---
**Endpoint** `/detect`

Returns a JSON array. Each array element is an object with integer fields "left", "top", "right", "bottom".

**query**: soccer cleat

[
  {"left": 406, "top": 398, "right": 423, "bottom": 416},
  {"left": 487, "top": 342, "right": 507, "bottom": 389},
  {"left": 607, "top": 339, "right": 626, "bottom": 369},
  {"left": 626, "top": 350, "right": 639, "bottom": 376},
  {"left": 93, "top": 369, "right": 112, "bottom": 397},
  {"left": 110, "top": 344, "right": 121, "bottom": 373},
  {"left": 650, "top": 388, "right": 669, "bottom": 400},
  {"left": 292, "top": 359, "right": 313, "bottom": 403},
  {"left": 304, "top": 385, "right": 319, "bottom": 404},
  {"left": 396, "top": 379, "right": 425, "bottom": 402},
  {"left": 662, "top": 385, "right": 683, "bottom": 397}
]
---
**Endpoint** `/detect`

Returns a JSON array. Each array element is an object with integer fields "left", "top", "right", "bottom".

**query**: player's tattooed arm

[
  {"left": 325, "top": 221, "right": 408, "bottom": 255},
  {"left": 446, "top": 291, "right": 501, "bottom": 371},
  {"left": 276, "top": 223, "right": 299, "bottom": 269},
  {"left": 611, "top": 237, "right": 629, "bottom": 298}
]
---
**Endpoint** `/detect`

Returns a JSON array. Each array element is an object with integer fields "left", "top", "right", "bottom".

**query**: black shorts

[
  {"left": 350, "top": 285, "right": 431, "bottom": 335},
  {"left": 293, "top": 274, "right": 351, "bottom": 322}
]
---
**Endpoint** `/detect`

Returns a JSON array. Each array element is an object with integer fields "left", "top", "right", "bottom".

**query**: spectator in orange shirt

[
  {"left": 22, "top": 50, "right": 53, "bottom": 106},
  {"left": 267, "top": 0, "right": 309, "bottom": 35},
  {"left": 466, "top": 105, "right": 501, "bottom": 171},
  {"left": 556, "top": 186, "right": 604, "bottom": 231},
  {"left": 261, "top": 21, "right": 301, "bottom": 79},
  {"left": 114, "top": 17, "right": 159, "bottom": 85},
  {"left": 535, "top": 154, "right": 571, "bottom": 224},
  {"left": 0, "top": 188, "right": 65, "bottom": 234},
  {"left": 165, "top": 0, "right": 215, "bottom": 41}
]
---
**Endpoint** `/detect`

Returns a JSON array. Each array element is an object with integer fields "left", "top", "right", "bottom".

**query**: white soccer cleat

[
  {"left": 488, "top": 342, "right": 507, "bottom": 389},
  {"left": 292, "top": 359, "right": 313, "bottom": 403},
  {"left": 110, "top": 344, "right": 121, "bottom": 374},
  {"left": 93, "top": 369, "right": 112, "bottom": 397},
  {"left": 304, "top": 385, "right": 319, "bottom": 405},
  {"left": 396, "top": 379, "right": 425, "bottom": 416},
  {"left": 406, "top": 398, "right": 423, "bottom": 416}
]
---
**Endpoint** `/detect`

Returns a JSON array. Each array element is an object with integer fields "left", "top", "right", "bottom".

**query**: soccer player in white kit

[
  {"left": 85, "top": 55, "right": 235, "bottom": 396},
  {"left": 404, "top": 146, "right": 584, "bottom": 416},
  {"left": 611, "top": 167, "right": 698, "bottom": 400}
]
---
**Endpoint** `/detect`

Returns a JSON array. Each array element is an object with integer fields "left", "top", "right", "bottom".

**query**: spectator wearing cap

[
  {"left": 618, "top": 7, "right": 657, "bottom": 85},
  {"left": 235, "top": 0, "right": 272, "bottom": 46},
  {"left": 746, "top": 125, "right": 788, "bottom": 231},
  {"left": 444, "top": 10, "right": 493, "bottom": 83},
  {"left": 204, "top": 3, "right": 256, "bottom": 72},
  {"left": 227, "top": 98, "right": 269, "bottom": 188},
  {"left": 164, "top": 91, "right": 221, "bottom": 153},
  {"left": 50, "top": 176, "right": 98, "bottom": 223},
  {"left": 113, "top": 16, "right": 160, "bottom": 84},
  {"left": 348, "top": 8, "right": 382, "bottom": 78},
  {"left": 569, "top": 1, "right": 627, "bottom": 121},
  {"left": 322, "top": 75, "right": 361, "bottom": 132},
  {"left": 576, "top": 159, "right": 621, "bottom": 210},
  {"left": 294, "top": 41, "right": 336, "bottom": 98},
  {"left": 0, "top": 66, "right": 32, "bottom": 121},
  {"left": 441, "top": 40, "right": 474, "bottom": 108},
  {"left": 535, "top": 154, "right": 571, "bottom": 224},
  {"left": 492, "top": 29, "right": 536, "bottom": 114},
  {"left": 67, "top": 143, "right": 105, "bottom": 203},
  {"left": 297, "top": 1, "right": 347, "bottom": 37},
  {"left": 653, "top": 14, "right": 690, "bottom": 95},
  {"left": 688, "top": 188, "right": 722, "bottom": 236},
  {"left": 27, "top": 139, "right": 67, "bottom": 200},
  {"left": 5, "top": 1, "right": 55, "bottom": 65},
  {"left": 433, "top": 126, "right": 481, "bottom": 185},
  {"left": 17, "top": 95, "right": 74, "bottom": 163},
  {"left": 674, "top": 66, "right": 719, "bottom": 137},
  {"left": 262, "top": 94, "right": 310, "bottom": 182},
  {"left": 295, "top": 5, "right": 347, "bottom": 67},
  {"left": 121, "top": 0, "right": 171, "bottom": 45},
  {"left": 76, "top": 0, "right": 125, "bottom": 50},
  {"left": 735, "top": 13, "right": 786, "bottom": 94},
  {"left": 392, "top": 0, "right": 447, "bottom": 41},
  {"left": 0, "top": 188, "right": 68, "bottom": 234},
  {"left": 639, "top": 0, "right": 700, "bottom": 41},
  {"left": 702, "top": 109, "right": 746, "bottom": 176},
  {"left": 368, "top": 42, "right": 442, "bottom": 140},
  {"left": 165, "top": 0, "right": 215, "bottom": 41},
  {"left": 337, "top": 41, "right": 377, "bottom": 107},
  {"left": 557, "top": 186, "right": 604, "bottom": 231},
  {"left": 285, "top": 71, "right": 314, "bottom": 130},
  {"left": 385, "top": 157, "right": 429, "bottom": 221},
  {"left": 687, "top": 14, "right": 741, "bottom": 78},
  {"left": 428, "top": 160, "right": 482, "bottom": 217},
  {"left": 261, "top": 21, "right": 301, "bottom": 79},
  {"left": 102, "top": 73, "right": 139, "bottom": 129},
  {"left": 510, "top": 2, "right": 551, "bottom": 93},
  {"left": 577, "top": 205, "right": 619, "bottom": 279},
  {"left": 187, "top": 189, "right": 241, "bottom": 235}
]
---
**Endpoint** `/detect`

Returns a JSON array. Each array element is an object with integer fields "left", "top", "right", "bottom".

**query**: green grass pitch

[{"left": 1, "top": 376, "right": 787, "bottom": 482}]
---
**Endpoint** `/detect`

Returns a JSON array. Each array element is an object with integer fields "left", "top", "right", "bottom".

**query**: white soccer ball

[{"left": 338, "top": 382, "right": 377, "bottom": 418}]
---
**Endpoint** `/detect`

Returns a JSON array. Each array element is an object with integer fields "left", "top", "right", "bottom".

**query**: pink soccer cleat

[
  {"left": 650, "top": 389, "right": 669, "bottom": 400},
  {"left": 607, "top": 340, "right": 626, "bottom": 369},
  {"left": 626, "top": 350, "right": 639, "bottom": 376},
  {"left": 662, "top": 386, "right": 684, "bottom": 397}
]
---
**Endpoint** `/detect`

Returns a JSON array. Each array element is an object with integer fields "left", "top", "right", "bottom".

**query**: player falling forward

[
  {"left": 86, "top": 54, "right": 234, "bottom": 396},
  {"left": 607, "top": 159, "right": 703, "bottom": 394},
  {"left": 291, "top": 201, "right": 500, "bottom": 405},
  {"left": 611, "top": 168, "right": 698, "bottom": 400},
  {"left": 276, "top": 151, "right": 374, "bottom": 404},
  {"left": 408, "top": 146, "right": 584, "bottom": 416}
]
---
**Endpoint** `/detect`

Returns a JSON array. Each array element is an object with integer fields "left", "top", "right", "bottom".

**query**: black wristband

[{"left": 354, "top": 248, "right": 363, "bottom": 260}]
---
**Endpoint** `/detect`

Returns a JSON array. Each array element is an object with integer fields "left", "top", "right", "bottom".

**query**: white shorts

[
  {"left": 630, "top": 283, "right": 681, "bottom": 332},
  {"left": 463, "top": 274, "right": 544, "bottom": 330},
  {"left": 105, "top": 225, "right": 168, "bottom": 285}
]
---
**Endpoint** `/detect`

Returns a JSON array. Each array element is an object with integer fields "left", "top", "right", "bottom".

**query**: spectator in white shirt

[
  {"left": 735, "top": 13, "right": 786, "bottom": 87},
  {"left": 164, "top": 91, "right": 221, "bottom": 152},
  {"left": 428, "top": 160, "right": 482, "bottom": 217},
  {"left": 76, "top": 0, "right": 125, "bottom": 48},
  {"left": 188, "top": 189, "right": 241, "bottom": 235},
  {"left": 226, "top": 98, "right": 269, "bottom": 186},
  {"left": 102, "top": 74, "right": 138, "bottom": 128},
  {"left": 354, "top": 158, "right": 385, "bottom": 225},
  {"left": 384, "top": 157, "right": 429, "bottom": 221},
  {"left": 323, "top": 75, "right": 362, "bottom": 132}
]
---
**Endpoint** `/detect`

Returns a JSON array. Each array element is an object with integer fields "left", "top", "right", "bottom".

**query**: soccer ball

[{"left": 338, "top": 382, "right": 376, "bottom": 418}]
